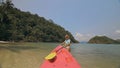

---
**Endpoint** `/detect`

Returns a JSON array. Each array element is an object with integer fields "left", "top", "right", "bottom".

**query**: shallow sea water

[{"left": 0, "top": 43, "right": 120, "bottom": 68}]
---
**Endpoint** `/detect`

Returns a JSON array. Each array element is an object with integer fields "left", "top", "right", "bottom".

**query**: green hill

[
  {"left": 0, "top": 0, "right": 78, "bottom": 42},
  {"left": 116, "top": 39, "right": 120, "bottom": 42},
  {"left": 88, "top": 36, "right": 120, "bottom": 44}
]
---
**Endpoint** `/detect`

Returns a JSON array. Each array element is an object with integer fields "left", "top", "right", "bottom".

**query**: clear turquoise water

[
  {"left": 0, "top": 43, "right": 120, "bottom": 68},
  {"left": 71, "top": 44, "right": 120, "bottom": 68}
]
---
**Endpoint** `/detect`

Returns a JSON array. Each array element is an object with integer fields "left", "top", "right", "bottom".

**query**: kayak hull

[{"left": 40, "top": 45, "right": 81, "bottom": 68}]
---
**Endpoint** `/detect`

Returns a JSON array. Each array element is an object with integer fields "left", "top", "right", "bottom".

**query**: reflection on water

[
  {"left": 0, "top": 45, "right": 39, "bottom": 53},
  {"left": 0, "top": 64, "right": 1, "bottom": 68},
  {"left": 0, "top": 43, "right": 120, "bottom": 68},
  {"left": 0, "top": 43, "right": 59, "bottom": 68}
]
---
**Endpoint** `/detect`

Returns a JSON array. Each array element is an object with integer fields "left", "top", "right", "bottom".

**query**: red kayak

[{"left": 40, "top": 45, "right": 81, "bottom": 68}]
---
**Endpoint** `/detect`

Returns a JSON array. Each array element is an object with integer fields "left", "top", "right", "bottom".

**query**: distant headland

[{"left": 88, "top": 36, "right": 120, "bottom": 44}]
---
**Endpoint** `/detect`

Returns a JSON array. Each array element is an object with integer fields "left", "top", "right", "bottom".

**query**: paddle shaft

[
  {"left": 45, "top": 45, "right": 68, "bottom": 60},
  {"left": 55, "top": 45, "right": 67, "bottom": 52}
]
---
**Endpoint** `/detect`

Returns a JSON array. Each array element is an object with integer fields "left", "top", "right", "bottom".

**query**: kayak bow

[{"left": 40, "top": 45, "right": 81, "bottom": 68}]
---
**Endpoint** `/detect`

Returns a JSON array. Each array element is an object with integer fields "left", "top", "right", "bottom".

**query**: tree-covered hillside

[
  {"left": 88, "top": 36, "right": 120, "bottom": 44},
  {"left": 0, "top": 0, "right": 78, "bottom": 42}
]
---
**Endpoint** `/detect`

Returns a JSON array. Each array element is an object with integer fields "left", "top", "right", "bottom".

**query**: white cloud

[
  {"left": 74, "top": 31, "right": 120, "bottom": 42},
  {"left": 115, "top": 30, "right": 120, "bottom": 34},
  {"left": 74, "top": 32, "right": 95, "bottom": 42}
]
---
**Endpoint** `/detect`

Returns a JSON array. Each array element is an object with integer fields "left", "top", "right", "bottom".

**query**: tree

[
  {"left": 0, "top": 0, "right": 13, "bottom": 41},
  {"left": 0, "top": 1, "right": 78, "bottom": 42}
]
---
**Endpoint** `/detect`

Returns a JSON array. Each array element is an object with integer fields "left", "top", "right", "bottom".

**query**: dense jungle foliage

[{"left": 0, "top": 0, "right": 78, "bottom": 42}]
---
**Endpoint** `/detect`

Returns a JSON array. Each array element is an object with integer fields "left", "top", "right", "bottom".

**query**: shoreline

[{"left": 0, "top": 41, "right": 9, "bottom": 44}]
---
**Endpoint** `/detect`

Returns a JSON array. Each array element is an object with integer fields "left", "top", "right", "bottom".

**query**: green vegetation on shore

[
  {"left": 0, "top": 0, "right": 78, "bottom": 43},
  {"left": 88, "top": 36, "right": 120, "bottom": 44}
]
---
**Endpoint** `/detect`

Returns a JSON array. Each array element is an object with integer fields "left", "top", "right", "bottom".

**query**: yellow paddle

[
  {"left": 45, "top": 44, "right": 66, "bottom": 60},
  {"left": 45, "top": 52, "right": 57, "bottom": 60}
]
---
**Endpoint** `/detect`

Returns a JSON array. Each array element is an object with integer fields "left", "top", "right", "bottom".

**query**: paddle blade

[{"left": 45, "top": 52, "right": 56, "bottom": 60}]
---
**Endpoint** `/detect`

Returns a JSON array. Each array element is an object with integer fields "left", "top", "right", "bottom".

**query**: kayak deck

[{"left": 40, "top": 45, "right": 81, "bottom": 68}]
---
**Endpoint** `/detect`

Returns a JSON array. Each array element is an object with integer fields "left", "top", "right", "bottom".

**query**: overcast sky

[{"left": 12, "top": 0, "right": 120, "bottom": 42}]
